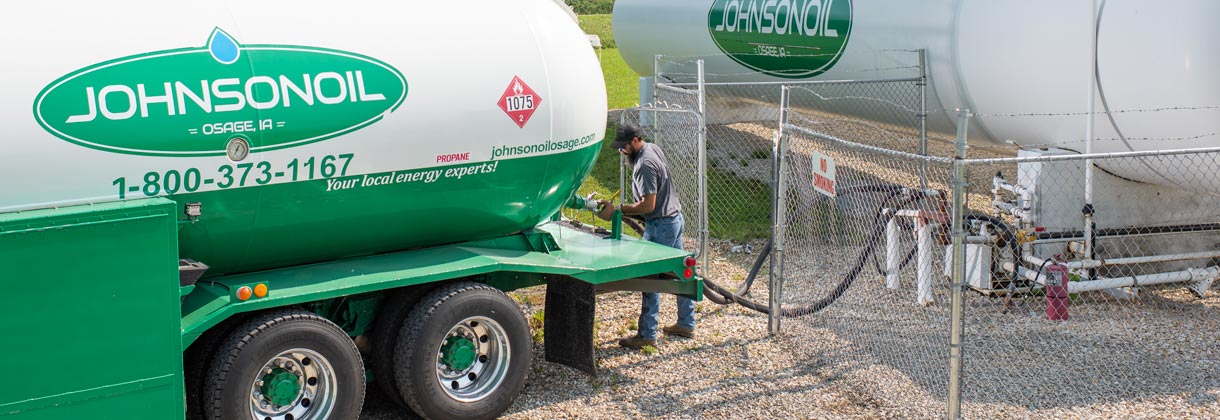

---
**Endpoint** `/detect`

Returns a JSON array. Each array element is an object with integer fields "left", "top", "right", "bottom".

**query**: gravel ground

[{"left": 361, "top": 111, "right": 1220, "bottom": 419}]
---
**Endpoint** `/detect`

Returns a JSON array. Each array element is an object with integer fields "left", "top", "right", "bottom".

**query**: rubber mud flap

[{"left": 544, "top": 276, "right": 596, "bottom": 375}]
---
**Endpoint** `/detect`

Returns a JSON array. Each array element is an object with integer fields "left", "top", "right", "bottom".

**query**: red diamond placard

[{"left": 497, "top": 76, "right": 542, "bottom": 128}]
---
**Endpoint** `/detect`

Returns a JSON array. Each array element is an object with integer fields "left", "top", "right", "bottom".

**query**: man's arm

[
  {"left": 597, "top": 194, "right": 655, "bottom": 221},
  {"left": 622, "top": 194, "right": 656, "bottom": 215}
]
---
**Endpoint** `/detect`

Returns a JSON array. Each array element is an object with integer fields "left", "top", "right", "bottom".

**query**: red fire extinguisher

[{"left": 1044, "top": 258, "right": 1070, "bottom": 321}]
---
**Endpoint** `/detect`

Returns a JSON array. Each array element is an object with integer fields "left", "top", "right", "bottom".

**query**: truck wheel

[
  {"left": 203, "top": 310, "right": 365, "bottom": 420},
  {"left": 394, "top": 282, "right": 531, "bottom": 420},
  {"left": 370, "top": 287, "right": 426, "bottom": 407},
  {"left": 184, "top": 315, "right": 244, "bottom": 420}
]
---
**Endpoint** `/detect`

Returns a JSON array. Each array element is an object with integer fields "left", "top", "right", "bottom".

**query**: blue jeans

[{"left": 638, "top": 213, "right": 695, "bottom": 339}]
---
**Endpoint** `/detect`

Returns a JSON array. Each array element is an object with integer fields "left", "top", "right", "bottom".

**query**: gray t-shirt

[{"left": 631, "top": 143, "right": 682, "bottom": 221}]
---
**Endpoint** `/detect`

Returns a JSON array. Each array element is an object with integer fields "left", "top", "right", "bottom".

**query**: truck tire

[
  {"left": 394, "top": 282, "right": 531, "bottom": 420},
  {"left": 184, "top": 315, "right": 244, "bottom": 420},
  {"left": 370, "top": 287, "right": 427, "bottom": 407},
  {"left": 203, "top": 310, "right": 365, "bottom": 420}
]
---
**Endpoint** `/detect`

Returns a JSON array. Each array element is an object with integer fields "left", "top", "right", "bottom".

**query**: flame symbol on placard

[{"left": 513, "top": 81, "right": 524, "bottom": 95}]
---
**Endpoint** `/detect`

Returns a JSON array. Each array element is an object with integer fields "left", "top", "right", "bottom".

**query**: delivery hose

[{"left": 699, "top": 189, "right": 925, "bottom": 317}]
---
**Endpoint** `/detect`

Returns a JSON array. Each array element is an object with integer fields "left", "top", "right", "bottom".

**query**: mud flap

[{"left": 544, "top": 276, "right": 596, "bottom": 375}]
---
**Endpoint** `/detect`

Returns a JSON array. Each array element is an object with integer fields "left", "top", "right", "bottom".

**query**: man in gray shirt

[{"left": 597, "top": 123, "right": 695, "bottom": 349}]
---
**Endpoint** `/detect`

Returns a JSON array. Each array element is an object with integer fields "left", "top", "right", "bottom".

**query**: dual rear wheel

[{"left": 186, "top": 281, "right": 530, "bottom": 420}]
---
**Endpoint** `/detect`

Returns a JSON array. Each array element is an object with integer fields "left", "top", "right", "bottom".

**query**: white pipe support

[
  {"left": 885, "top": 210, "right": 901, "bottom": 290},
  {"left": 895, "top": 208, "right": 950, "bottom": 225},
  {"left": 917, "top": 219, "right": 936, "bottom": 306}
]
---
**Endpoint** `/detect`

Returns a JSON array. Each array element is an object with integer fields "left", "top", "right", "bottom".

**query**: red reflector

[
  {"left": 683, "top": 267, "right": 694, "bottom": 279},
  {"left": 684, "top": 256, "right": 697, "bottom": 267}
]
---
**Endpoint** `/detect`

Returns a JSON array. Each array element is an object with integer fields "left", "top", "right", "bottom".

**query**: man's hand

[{"left": 596, "top": 200, "right": 616, "bottom": 221}]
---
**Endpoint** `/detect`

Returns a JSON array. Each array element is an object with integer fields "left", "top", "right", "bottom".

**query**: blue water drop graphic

[{"left": 208, "top": 28, "right": 240, "bottom": 64}]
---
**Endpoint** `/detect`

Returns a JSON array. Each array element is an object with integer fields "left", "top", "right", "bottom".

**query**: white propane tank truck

[{"left": 0, "top": 1, "right": 702, "bottom": 419}]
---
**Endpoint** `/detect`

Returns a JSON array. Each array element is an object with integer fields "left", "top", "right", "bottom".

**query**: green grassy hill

[
  {"left": 579, "top": 14, "right": 637, "bottom": 110},
  {"left": 570, "top": 14, "right": 769, "bottom": 242}
]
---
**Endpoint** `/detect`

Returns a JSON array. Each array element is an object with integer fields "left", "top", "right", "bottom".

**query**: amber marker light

[
  {"left": 236, "top": 286, "right": 253, "bottom": 301},
  {"left": 254, "top": 283, "right": 268, "bottom": 298}
]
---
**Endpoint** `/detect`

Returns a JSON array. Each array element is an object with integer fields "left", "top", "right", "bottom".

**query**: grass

[
  {"left": 707, "top": 169, "right": 773, "bottom": 242},
  {"left": 529, "top": 310, "right": 546, "bottom": 343},
  {"left": 579, "top": 14, "right": 638, "bottom": 109},
  {"left": 577, "top": 14, "right": 614, "bottom": 48},
  {"left": 570, "top": 123, "right": 774, "bottom": 243},
  {"left": 567, "top": 15, "right": 770, "bottom": 243},
  {"left": 600, "top": 49, "right": 641, "bottom": 109}
]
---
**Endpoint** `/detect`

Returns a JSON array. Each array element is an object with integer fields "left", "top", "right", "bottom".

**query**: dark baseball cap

[{"left": 611, "top": 123, "right": 641, "bottom": 149}]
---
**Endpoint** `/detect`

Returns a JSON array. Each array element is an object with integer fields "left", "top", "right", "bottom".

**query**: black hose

[
  {"left": 702, "top": 191, "right": 922, "bottom": 317},
  {"left": 735, "top": 237, "right": 772, "bottom": 296},
  {"left": 964, "top": 214, "right": 1021, "bottom": 285}
]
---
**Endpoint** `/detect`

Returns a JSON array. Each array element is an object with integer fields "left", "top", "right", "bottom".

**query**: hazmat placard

[
  {"left": 497, "top": 76, "right": 542, "bottom": 128},
  {"left": 811, "top": 151, "right": 836, "bottom": 197}
]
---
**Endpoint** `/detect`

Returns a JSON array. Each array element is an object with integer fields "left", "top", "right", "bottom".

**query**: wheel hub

[
  {"left": 440, "top": 336, "right": 477, "bottom": 371},
  {"left": 249, "top": 349, "right": 336, "bottom": 420},
  {"left": 260, "top": 368, "right": 301, "bottom": 406},
  {"left": 434, "top": 316, "right": 512, "bottom": 403}
]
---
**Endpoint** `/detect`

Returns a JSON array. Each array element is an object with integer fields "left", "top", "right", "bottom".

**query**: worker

[{"left": 597, "top": 123, "right": 695, "bottom": 349}]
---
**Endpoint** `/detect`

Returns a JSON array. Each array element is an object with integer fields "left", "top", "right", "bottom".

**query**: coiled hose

[{"left": 628, "top": 185, "right": 931, "bottom": 317}]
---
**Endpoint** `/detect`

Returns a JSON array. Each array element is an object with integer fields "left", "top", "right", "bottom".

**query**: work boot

[
  {"left": 662, "top": 324, "right": 695, "bottom": 338},
  {"left": 617, "top": 335, "right": 657, "bottom": 349}
]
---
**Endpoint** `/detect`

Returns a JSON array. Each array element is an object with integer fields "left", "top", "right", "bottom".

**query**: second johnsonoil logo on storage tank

[
  {"left": 33, "top": 28, "right": 408, "bottom": 157},
  {"left": 708, "top": 0, "right": 853, "bottom": 79}
]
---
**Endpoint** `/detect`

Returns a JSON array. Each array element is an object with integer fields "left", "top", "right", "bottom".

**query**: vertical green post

[{"left": 611, "top": 209, "right": 623, "bottom": 240}]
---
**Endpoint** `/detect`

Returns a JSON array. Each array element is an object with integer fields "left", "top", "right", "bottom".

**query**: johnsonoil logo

[
  {"left": 33, "top": 28, "right": 408, "bottom": 156},
  {"left": 708, "top": 0, "right": 853, "bottom": 79}
]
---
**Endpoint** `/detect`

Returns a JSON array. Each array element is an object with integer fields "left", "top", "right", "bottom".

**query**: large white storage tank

[{"left": 613, "top": 0, "right": 1220, "bottom": 192}]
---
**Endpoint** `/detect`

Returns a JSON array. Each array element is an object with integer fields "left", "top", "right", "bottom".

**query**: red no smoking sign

[{"left": 497, "top": 76, "right": 542, "bottom": 128}]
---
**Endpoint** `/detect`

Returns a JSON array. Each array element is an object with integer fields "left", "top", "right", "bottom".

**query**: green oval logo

[
  {"left": 33, "top": 28, "right": 407, "bottom": 156},
  {"left": 708, "top": 0, "right": 853, "bottom": 79}
]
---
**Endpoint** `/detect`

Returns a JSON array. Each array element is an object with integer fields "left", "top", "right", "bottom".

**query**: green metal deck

[{"left": 181, "top": 221, "right": 700, "bottom": 345}]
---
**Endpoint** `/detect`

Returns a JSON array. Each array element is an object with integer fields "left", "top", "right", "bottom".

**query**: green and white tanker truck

[{"left": 0, "top": 1, "right": 701, "bottom": 419}]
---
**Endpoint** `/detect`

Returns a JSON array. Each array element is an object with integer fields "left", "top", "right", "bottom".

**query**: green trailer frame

[{"left": 0, "top": 197, "right": 701, "bottom": 419}]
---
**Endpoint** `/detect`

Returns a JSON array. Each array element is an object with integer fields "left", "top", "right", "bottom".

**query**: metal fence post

[
  {"left": 918, "top": 49, "right": 929, "bottom": 190},
  {"left": 697, "top": 60, "right": 710, "bottom": 273},
  {"left": 770, "top": 86, "right": 792, "bottom": 334},
  {"left": 947, "top": 109, "right": 971, "bottom": 419}
]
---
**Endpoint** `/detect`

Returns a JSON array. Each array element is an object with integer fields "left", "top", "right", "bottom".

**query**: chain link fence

[
  {"left": 618, "top": 106, "right": 706, "bottom": 258},
  {"left": 777, "top": 121, "right": 955, "bottom": 417},
  {"left": 955, "top": 137, "right": 1220, "bottom": 418},
  {"left": 626, "top": 55, "right": 1220, "bottom": 418}
]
